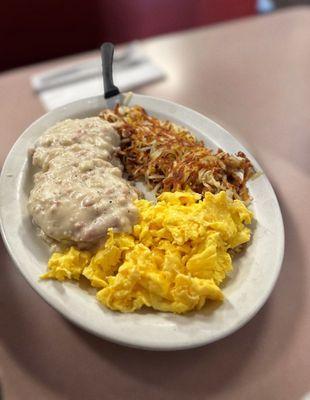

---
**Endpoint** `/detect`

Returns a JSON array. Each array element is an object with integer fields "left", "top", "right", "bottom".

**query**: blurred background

[{"left": 1, "top": 0, "right": 310, "bottom": 72}]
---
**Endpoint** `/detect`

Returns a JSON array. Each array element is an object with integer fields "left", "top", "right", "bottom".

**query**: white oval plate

[{"left": 0, "top": 93, "right": 284, "bottom": 350}]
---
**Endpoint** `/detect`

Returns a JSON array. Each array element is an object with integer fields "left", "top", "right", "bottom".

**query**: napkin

[{"left": 31, "top": 42, "right": 165, "bottom": 111}]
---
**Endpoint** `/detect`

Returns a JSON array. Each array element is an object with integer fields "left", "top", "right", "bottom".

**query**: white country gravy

[{"left": 28, "top": 117, "right": 138, "bottom": 248}]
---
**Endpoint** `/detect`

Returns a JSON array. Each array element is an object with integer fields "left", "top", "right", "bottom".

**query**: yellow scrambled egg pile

[{"left": 42, "top": 191, "right": 253, "bottom": 313}]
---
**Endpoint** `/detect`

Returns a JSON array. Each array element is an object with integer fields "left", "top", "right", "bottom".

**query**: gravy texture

[{"left": 28, "top": 117, "right": 138, "bottom": 248}]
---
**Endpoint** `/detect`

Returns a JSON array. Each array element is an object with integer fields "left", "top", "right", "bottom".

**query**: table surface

[{"left": 1, "top": 6, "right": 310, "bottom": 400}]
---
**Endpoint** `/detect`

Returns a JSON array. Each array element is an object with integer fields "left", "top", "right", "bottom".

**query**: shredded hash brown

[{"left": 100, "top": 105, "right": 255, "bottom": 203}]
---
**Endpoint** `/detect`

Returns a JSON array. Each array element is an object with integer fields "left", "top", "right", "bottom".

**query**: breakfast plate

[{"left": 0, "top": 93, "right": 284, "bottom": 350}]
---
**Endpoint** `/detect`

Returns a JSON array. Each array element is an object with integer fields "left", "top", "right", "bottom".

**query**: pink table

[{"left": 1, "top": 7, "right": 309, "bottom": 400}]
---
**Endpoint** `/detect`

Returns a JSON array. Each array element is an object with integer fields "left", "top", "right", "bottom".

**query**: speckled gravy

[{"left": 28, "top": 117, "right": 138, "bottom": 248}]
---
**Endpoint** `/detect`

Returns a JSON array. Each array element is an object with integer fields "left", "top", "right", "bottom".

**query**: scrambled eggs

[{"left": 42, "top": 191, "right": 253, "bottom": 314}]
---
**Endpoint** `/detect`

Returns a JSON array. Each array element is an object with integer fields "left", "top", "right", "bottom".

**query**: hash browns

[{"left": 100, "top": 105, "right": 255, "bottom": 203}]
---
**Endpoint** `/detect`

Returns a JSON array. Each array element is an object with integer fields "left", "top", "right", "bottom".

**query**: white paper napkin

[{"left": 31, "top": 42, "right": 165, "bottom": 111}]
